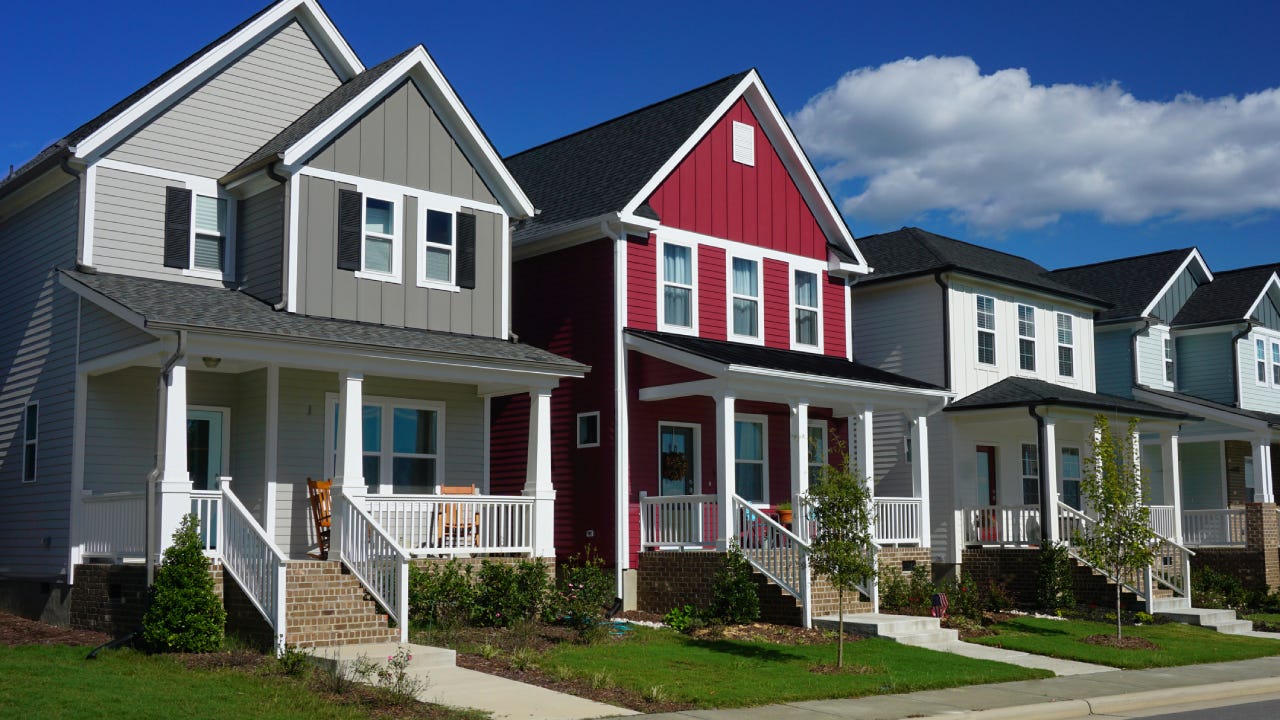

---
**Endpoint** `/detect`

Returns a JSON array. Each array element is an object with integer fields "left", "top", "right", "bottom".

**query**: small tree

[
  {"left": 805, "top": 444, "right": 876, "bottom": 667},
  {"left": 1079, "top": 416, "right": 1155, "bottom": 640},
  {"left": 142, "top": 514, "right": 226, "bottom": 652}
]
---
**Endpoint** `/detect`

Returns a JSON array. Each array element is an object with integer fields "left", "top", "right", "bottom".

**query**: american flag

[{"left": 931, "top": 593, "right": 949, "bottom": 619}]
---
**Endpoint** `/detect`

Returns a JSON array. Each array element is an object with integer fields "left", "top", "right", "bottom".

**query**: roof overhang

[
  {"left": 856, "top": 268, "right": 1107, "bottom": 312},
  {"left": 1139, "top": 247, "right": 1214, "bottom": 319},
  {"left": 1133, "top": 387, "right": 1278, "bottom": 434},
  {"left": 1244, "top": 272, "right": 1280, "bottom": 324},
  {"left": 511, "top": 212, "right": 661, "bottom": 261}
]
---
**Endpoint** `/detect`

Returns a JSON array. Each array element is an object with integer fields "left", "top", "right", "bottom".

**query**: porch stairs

[
  {"left": 280, "top": 561, "right": 398, "bottom": 648},
  {"left": 814, "top": 613, "right": 958, "bottom": 648},
  {"left": 1156, "top": 607, "right": 1254, "bottom": 635},
  {"left": 749, "top": 567, "right": 874, "bottom": 626},
  {"left": 1066, "top": 556, "right": 1179, "bottom": 612}
]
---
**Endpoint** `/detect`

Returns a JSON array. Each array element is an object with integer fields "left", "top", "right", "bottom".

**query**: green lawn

[
  {"left": 534, "top": 627, "right": 1050, "bottom": 708},
  {"left": 971, "top": 617, "right": 1280, "bottom": 669},
  {"left": 1244, "top": 613, "right": 1280, "bottom": 631}
]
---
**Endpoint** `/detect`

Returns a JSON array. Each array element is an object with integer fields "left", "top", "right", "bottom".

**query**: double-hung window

[
  {"left": 976, "top": 295, "right": 996, "bottom": 365},
  {"left": 163, "top": 185, "right": 233, "bottom": 277},
  {"left": 734, "top": 416, "right": 767, "bottom": 503},
  {"left": 807, "top": 419, "right": 828, "bottom": 480},
  {"left": 1272, "top": 341, "right": 1280, "bottom": 385},
  {"left": 22, "top": 402, "right": 37, "bottom": 483},
  {"left": 794, "top": 269, "right": 820, "bottom": 349},
  {"left": 193, "top": 195, "right": 228, "bottom": 272},
  {"left": 1056, "top": 313, "right": 1074, "bottom": 377},
  {"left": 730, "top": 257, "right": 760, "bottom": 341},
  {"left": 1257, "top": 338, "right": 1268, "bottom": 384},
  {"left": 1061, "top": 447, "right": 1082, "bottom": 509},
  {"left": 1017, "top": 304, "right": 1036, "bottom": 371},
  {"left": 1021, "top": 443, "right": 1039, "bottom": 505},
  {"left": 423, "top": 209, "right": 454, "bottom": 284},
  {"left": 1164, "top": 338, "right": 1176, "bottom": 384},
  {"left": 329, "top": 396, "right": 443, "bottom": 494},
  {"left": 363, "top": 197, "right": 396, "bottom": 275},
  {"left": 661, "top": 242, "right": 695, "bottom": 331}
]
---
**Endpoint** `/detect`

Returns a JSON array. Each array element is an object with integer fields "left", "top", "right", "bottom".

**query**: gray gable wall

[
  {"left": 237, "top": 184, "right": 286, "bottom": 306},
  {"left": 1150, "top": 266, "right": 1201, "bottom": 323},
  {"left": 1094, "top": 327, "right": 1133, "bottom": 397},
  {"left": 1252, "top": 292, "right": 1280, "bottom": 331},
  {"left": 1177, "top": 331, "right": 1234, "bottom": 404}
]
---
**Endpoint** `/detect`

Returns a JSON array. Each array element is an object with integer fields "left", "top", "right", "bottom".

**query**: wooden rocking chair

[
  {"left": 437, "top": 484, "right": 480, "bottom": 548},
  {"left": 307, "top": 478, "right": 333, "bottom": 560}
]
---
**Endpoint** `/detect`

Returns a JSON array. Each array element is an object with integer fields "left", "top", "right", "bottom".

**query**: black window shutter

[
  {"left": 163, "top": 186, "right": 192, "bottom": 269},
  {"left": 456, "top": 212, "right": 477, "bottom": 289},
  {"left": 336, "top": 189, "right": 363, "bottom": 271}
]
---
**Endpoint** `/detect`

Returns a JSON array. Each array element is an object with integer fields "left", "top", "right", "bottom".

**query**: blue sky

[{"left": 3, "top": 0, "right": 1278, "bottom": 273}]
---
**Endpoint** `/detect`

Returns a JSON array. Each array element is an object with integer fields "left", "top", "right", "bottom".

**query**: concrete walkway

[{"left": 932, "top": 639, "right": 1111, "bottom": 675}]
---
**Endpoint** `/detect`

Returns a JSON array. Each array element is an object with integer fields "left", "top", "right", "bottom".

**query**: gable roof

[
  {"left": 0, "top": 0, "right": 362, "bottom": 199},
  {"left": 1048, "top": 248, "right": 1203, "bottom": 323},
  {"left": 944, "top": 376, "right": 1192, "bottom": 420},
  {"left": 1172, "top": 263, "right": 1280, "bottom": 327},
  {"left": 854, "top": 227, "right": 1107, "bottom": 307}
]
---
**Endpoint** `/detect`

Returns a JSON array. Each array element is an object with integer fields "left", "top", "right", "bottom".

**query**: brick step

[{"left": 282, "top": 561, "right": 398, "bottom": 649}]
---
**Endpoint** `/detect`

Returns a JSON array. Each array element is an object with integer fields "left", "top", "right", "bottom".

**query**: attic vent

[{"left": 732, "top": 121, "right": 755, "bottom": 166}]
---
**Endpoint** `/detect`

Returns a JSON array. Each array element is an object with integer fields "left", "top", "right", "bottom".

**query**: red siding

[
  {"left": 824, "top": 272, "right": 847, "bottom": 358},
  {"left": 647, "top": 99, "right": 828, "bottom": 260},
  {"left": 697, "top": 245, "right": 726, "bottom": 339},
  {"left": 763, "top": 258, "right": 789, "bottom": 349},
  {"left": 633, "top": 353, "right": 714, "bottom": 390},
  {"left": 626, "top": 235, "right": 656, "bottom": 331}
]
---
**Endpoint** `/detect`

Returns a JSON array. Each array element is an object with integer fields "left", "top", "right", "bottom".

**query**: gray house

[{"left": 0, "top": 0, "right": 583, "bottom": 646}]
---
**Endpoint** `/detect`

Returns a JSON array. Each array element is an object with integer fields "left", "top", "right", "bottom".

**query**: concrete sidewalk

[{"left": 626, "top": 655, "right": 1280, "bottom": 720}]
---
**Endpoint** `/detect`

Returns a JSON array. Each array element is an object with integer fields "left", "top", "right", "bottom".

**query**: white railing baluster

[
  {"left": 1181, "top": 509, "right": 1246, "bottom": 547},
  {"left": 190, "top": 490, "right": 222, "bottom": 557},
  {"left": 960, "top": 505, "right": 1041, "bottom": 546},
  {"left": 337, "top": 495, "right": 410, "bottom": 642},
  {"left": 364, "top": 494, "right": 535, "bottom": 557},
  {"left": 217, "top": 478, "right": 288, "bottom": 652},
  {"left": 637, "top": 494, "right": 719, "bottom": 549},
  {"left": 81, "top": 491, "right": 147, "bottom": 560}
]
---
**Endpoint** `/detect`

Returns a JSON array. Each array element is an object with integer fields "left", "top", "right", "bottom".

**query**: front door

[
  {"left": 659, "top": 424, "right": 697, "bottom": 496},
  {"left": 976, "top": 445, "right": 997, "bottom": 505},
  {"left": 187, "top": 409, "right": 227, "bottom": 491}
]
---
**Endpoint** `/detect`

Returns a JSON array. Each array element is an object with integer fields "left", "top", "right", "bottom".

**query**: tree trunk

[
  {"left": 1115, "top": 563, "right": 1123, "bottom": 640},
  {"left": 837, "top": 587, "right": 845, "bottom": 668}
]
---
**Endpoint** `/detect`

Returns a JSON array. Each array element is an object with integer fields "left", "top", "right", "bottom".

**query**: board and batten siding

[
  {"left": 1093, "top": 327, "right": 1133, "bottom": 396},
  {"left": 77, "top": 298, "right": 156, "bottom": 363},
  {"left": 850, "top": 277, "right": 946, "bottom": 387},
  {"left": 0, "top": 180, "right": 79, "bottom": 579},
  {"left": 1238, "top": 330, "right": 1280, "bottom": 414},
  {"left": 306, "top": 80, "right": 497, "bottom": 204},
  {"left": 231, "top": 369, "right": 268, "bottom": 525},
  {"left": 104, "top": 21, "right": 341, "bottom": 178},
  {"left": 1135, "top": 325, "right": 1172, "bottom": 391},
  {"left": 295, "top": 176, "right": 502, "bottom": 333},
  {"left": 1151, "top": 267, "right": 1202, "bottom": 324},
  {"left": 1251, "top": 292, "right": 1280, "bottom": 331},
  {"left": 236, "top": 184, "right": 285, "bottom": 307},
  {"left": 1177, "top": 331, "right": 1233, "bottom": 404}
]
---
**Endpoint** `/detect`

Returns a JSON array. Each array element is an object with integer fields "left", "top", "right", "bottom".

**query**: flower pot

[{"left": 778, "top": 509, "right": 794, "bottom": 526}]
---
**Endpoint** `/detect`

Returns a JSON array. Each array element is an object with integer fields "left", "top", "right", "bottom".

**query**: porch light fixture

[{"left": 202, "top": 356, "right": 221, "bottom": 368}]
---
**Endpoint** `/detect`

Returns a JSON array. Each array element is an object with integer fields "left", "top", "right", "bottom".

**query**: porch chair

[
  {"left": 437, "top": 485, "right": 481, "bottom": 548},
  {"left": 307, "top": 478, "right": 333, "bottom": 560}
]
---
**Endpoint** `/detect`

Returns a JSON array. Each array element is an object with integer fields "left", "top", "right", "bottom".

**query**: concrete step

[
  {"left": 317, "top": 641, "right": 457, "bottom": 670},
  {"left": 1157, "top": 607, "right": 1254, "bottom": 635},
  {"left": 1147, "top": 596, "right": 1192, "bottom": 612},
  {"left": 813, "top": 612, "right": 957, "bottom": 648},
  {"left": 891, "top": 628, "right": 960, "bottom": 648}
]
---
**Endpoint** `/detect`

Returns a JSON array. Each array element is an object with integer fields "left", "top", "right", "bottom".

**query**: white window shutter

[{"left": 732, "top": 121, "right": 755, "bottom": 166}]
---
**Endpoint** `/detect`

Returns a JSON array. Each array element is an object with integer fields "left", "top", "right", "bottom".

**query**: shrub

[
  {"left": 877, "top": 567, "right": 910, "bottom": 612},
  {"left": 407, "top": 560, "right": 476, "bottom": 629},
  {"left": 275, "top": 644, "right": 311, "bottom": 677},
  {"left": 473, "top": 560, "right": 549, "bottom": 627},
  {"left": 981, "top": 577, "right": 1016, "bottom": 612},
  {"left": 549, "top": 549, "right": 614, "bottom": 642},
  {"left": 1192, "top": 566, "right": 1251, "bottom": 610},
  {"left": 663, "top": 604, "right": 705, "bottom": 634},
  {"left": 1035, "top": 543, "right": 1076, "bottom": 611},
  {"left": 142, "top": 514, "right": 226, "bottom": 653},
  {"left": 707, "top": 545, "right": 760, "bottom": 625},
  {"left": 942, "top": 571, "right": 983, "bottom": 620}
]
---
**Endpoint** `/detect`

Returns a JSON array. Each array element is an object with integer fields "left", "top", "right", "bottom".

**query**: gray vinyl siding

[
  {"left": 236, "top": 184, "right": 285, "bottom": 306},
  {"left": 1252, "top": 293, "right": 1280, "bottom": 331},
  {"left": 295, "top": 175, "right": 502, "bottom": 334},
  {"left": 1180, "top": 441, "right": 1224, "bottom": 510},
  {"left": 850, "top": 278, "right": 946, "bottom": 387},
  {"left": 83, "top": 368, "right": 154, "bottom": 495},
  {"left": 1094, "top": 328, "right": 1133, "bottom": 396},
  {"left": 77, "top": 300, "right": 156, "bottom": 363},
  {"left": 105, "top": 21, "right": 341, "bottom": 177},
  {"left": 306, "top": 81, "right": 498, "bottom": 205},
  {"left": 872, "top": 412, "right": 911, "bottom": 496},
  {"left": 1134, "top": 326, "right": 1169, "bottom": 390},
  {"left": 1150, "top": 267, "right": 1200, "bottom": 323},
  {"left": 925, "top": 416, "right": 954, "bottom": 564},
  {"left": 1177, "top": 331, "right": 1234, "bottom": 404},
  {"left": 0, "top": 180, "right": 79, "bottom": 579},
  {"left": 1238, "top": 331, "right": 1280, "bottom": 413},
  {"left": 231, "top": 370, "right": 267, "bottom": 525}
]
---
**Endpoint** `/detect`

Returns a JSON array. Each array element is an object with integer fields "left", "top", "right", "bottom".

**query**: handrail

[
  {"left": 732, "top": 494, "right": 812, "bottom": 626},
  {"left": 337, "top": 494, "right": 410, "bottom": 642},
  {"left": 365, "top": 494, "right": 535, "bottom": 556},
  {"left": 1057, "top": 500, "right": 1193, "bottom": 603},
  {"left": 218, "top": 479, "right": 288, "bottom": 651}
]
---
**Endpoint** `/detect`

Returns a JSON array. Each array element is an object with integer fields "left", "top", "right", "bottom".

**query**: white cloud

[{"left": 789, "top": 56, "right": 1280, "bottom": 232}]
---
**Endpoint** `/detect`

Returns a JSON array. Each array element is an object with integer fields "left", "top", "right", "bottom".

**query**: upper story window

[
  {"left": 730, "top": 257, "right": 761, "bottom": 341},
  {"left": 163, "top": 186, "right": 233, "bottom": 278},
  {"left": 793, "top": 269, "right": 820, "bottom": 350},
  {"left": 1256, "top": 338, "right": 1267, "bottom": 384},
  {"left": 1056, "top": 313, "right": 1075, "bottom": 377},
  {"left": 363, "top": 197, "right": 396, "bottom": 275},
  {"left": 1164, "top": 337, "right": 1175, "bottom": 384},
  {"left": 661, "top": 241, "right": 696, "bottom": 332},
  {"left": 423, "top": 209, "right": 454, "bottom": 283},
  {"left": 193, "top": 196, "right": 227, "bottom": 272},
  {"left": 976, "top": 295, "right": 996, "bottom": 365},
  {"left": 1272, "top": 341, "right": 1280, "bottom": 385},
  {"left": 22, "top": 402, "right": 37, "bottom": 483},
  {"left": 337, "top": 188, "right": 402, "bottom": 283},
  {"left": 732, "top": 121, "right": 755, "bottom": 166},
  {"left": 1017, "top": 304, "right": 1036, "bottom": 371}
]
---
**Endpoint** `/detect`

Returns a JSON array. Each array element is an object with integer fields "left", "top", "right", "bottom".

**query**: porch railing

[
  {"left": 732, "top": 494, "right": 814, "bottom": 626},
  {"left": 217, "top": 479, "right": 287, "bottom": 650},
  {"left": 874, "top": 497, "right": 922, "bottom": 544},
  {"left": 1148, "top": 505, "right": 1176, "bottom": 540},
  {"left": 81, "top": 491, "right": 146, "bottom": 560},
  {"left": 1058, "top": 501, "right": 1193, "bottom": 607},
  {"left": 365, "top": 494, "right": 536, "bottom": 557},
  {"left": 190, "top": 489, "right": 222, "bottom": 556},
  {"left": 638, "top": 494, "right": 719, "bottom": 549},
  {"left": 337, "top": 494, "right": 410, "bottom": 643},
  {"left": 961, "top": 505, "right": 1041, "bottom": 546},
  {"left": 1182, "top": 509, "right": 1246, "bottom": 547}
]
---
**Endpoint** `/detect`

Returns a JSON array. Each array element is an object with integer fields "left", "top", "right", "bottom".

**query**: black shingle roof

[
  {"left": 1135, "top": 387, "right": 1280, "bottom": 428},
  {"left": 625, "top": 329, "right": 944, "bottom": 391},
  {"left": 1172, "top": 263, "right": 1280, "bottom": 327},
  {"left": 62, "top": 270, "right": 585, "bottom": 372},
  {"left": 944, "top": 377, "right": 1192, "bottom": 420},
  {"left": 1048, "top": 248, "right": 1196, "bottom": 323},
  {"left": 504, "top": 72, "right": 750, "bottom": 242},
  {"left": 854, "top": 228, "right": 1107, "bottom": 307}
]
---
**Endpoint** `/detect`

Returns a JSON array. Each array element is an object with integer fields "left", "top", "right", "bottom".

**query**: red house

[{"left": 501, "top": 71, "right": 950, "bottom": 625}]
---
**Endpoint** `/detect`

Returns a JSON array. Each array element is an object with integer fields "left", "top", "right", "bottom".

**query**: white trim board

[{"left": 1139, "top": 248, "right": 1214, "bottom": 319}]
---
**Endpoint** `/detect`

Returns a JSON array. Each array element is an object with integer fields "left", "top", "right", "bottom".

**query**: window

[
  {"left": 1061, "top": 447, "right": 1082, "bottom": 510},
  {"left": 1272, "top": 341, "right": 1280, "bottom": 385},
  {"left": 423, "top": 209, "right": 454, "bottom": 283},
  {"left": 732, "top": 121, "right": 755, "bottom": 166},
  {"left": 976, "top": 295, "right": 996, "bottom": 365},
  {"left": 808, "top": 419, "right": 828, "bottom": 480},
  {"left": 1021, "top": 443, "right": 1039, "bottom": 506},
  {"left": 1257, "top": 338, "right": 1268, "bottom": 384},
  {"left": 192, "top": 195, "right": 227, "bottom": 272},
  {"left": 163, "top": 186, "right": 234, "bottom": 276},
  {"left": 21, "top": 402, "right": 37, "bottom": 483},
  {"left": 735, "top": 416, "right": 767, "bottom": 503},
  {"left": 1164, "top": 338, "right": 1175, "bottom": 384},
  {"left": 1017, "top": 304, "right": 1036, "bottom": 371},
  {"left": 661, "top": 242, "right": 695, "bottom": 330},
  {"left": 730, "top": 257, "right": 760, "bottom": 340},
  {"left": 794, "top": 270, "right": 820, "bottom": 349},
  {"left": 576, "top": 412, "right": 600, "bottom": 448},
  {"left": 328, "top": 396, "right": 443, "bottom": 494},
  {"left": 1056, "top": 313, "right": 1074, "bottom": 377},
  {"left": 363, "top": 197, "right": 396, "bottom": 275}
]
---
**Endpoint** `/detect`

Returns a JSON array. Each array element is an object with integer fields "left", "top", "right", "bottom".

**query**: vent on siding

[{"left": 732, "top": 121, "right": 755, "bottom": 166}]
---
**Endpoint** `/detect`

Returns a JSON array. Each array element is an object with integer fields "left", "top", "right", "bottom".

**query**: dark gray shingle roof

[
  {"left": 855, "top": 228, "right": 1107, "bottom": 307},
  {"left": 1136, "top": 387, "right": 1280, "bottom": 428},
  {"left": 625, "top": 329, "right": 944, "bottom": 391},
  {"left": 62, "top": 270, "right": 585, "bottom": 372},
  {"left": 1172, "top": 263, "right": 1280, "bottom": 327},
  {"left": 944, "top": 377, "right": 1191, "bottom": 420},
  {"left": 505, "top": 72, "right": 750, "bottom": 242},
  {"left": 1048, "top": 248, "right": 1196, "bottom": 323}
]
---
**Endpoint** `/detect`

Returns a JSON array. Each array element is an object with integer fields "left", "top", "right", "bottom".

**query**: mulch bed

[
  {"left": 689, "top": 621, "right": 853, "bottom": 645},
  {"left": 0, "top": 611, "right": 111, "bottom": 647},
  {"left": 1082, "top": 634, "right": 1159, "bottom": 650}
]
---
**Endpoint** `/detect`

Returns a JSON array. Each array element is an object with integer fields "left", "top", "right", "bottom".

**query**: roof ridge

[
  {"left": 504, "top": 70, "right": 752, "bottom": 161},
  {"left": 1049, "top": 247, "right": 1196, "bottom": 274},
  {"left": 1213, "top": 262, "right": 1280, "bottom": 276},
  {"left": 905, "top": 226, "right": 1052, "bottom": 272}
]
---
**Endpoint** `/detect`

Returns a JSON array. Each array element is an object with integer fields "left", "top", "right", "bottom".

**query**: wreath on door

[{"left": 661, "top": 451, "right": 690, "bottom": 483}]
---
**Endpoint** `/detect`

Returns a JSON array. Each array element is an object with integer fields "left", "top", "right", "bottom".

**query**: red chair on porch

[{"left": 307, "top": 478, "right": 332, "bottom": 560}]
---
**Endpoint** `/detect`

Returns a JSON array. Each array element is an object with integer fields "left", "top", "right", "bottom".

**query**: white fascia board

[
  {"left": 1138, "top": 248, "right": 1215, "bottom": 319},
  {"left": 1132, "top": 388, "right": 1269, "bottom": 432},
  {"left": 1242, "top": 273, "right": 1280, "bottom": 324},
  {"left": 622, "top": 334, "right": 729, "bottom": 377},
  {"left": 727, "top": 365, "right": 952, "bottom": 405},
  {"left": 73, "top": 1, "right": 363, "bottom": 161},
  {"left": 57, "top": 273, "right": 149, "bottom": 330}
]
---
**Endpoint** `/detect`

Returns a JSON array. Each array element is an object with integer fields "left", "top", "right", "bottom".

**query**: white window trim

[
  {"left": 180, "top": 175, "right": 235, "bottom": 282},
  {"left": 324, "top": 394, "right": 445, "bottom": 494},
  {"left": 976, "top": 294, "right": 996, "bottom": 367},
  {"left": 21, "top": 401, "right": 37, "bottom": 484},
  {"left": 1163, "top": 337, "right": 1176, "bottom": 386},
  {"left": 416, "top": 199, "right": 467, "bottom": 293},
  {"left": 1271, "top": 339, "right": 1280, "bottom": 387},
  {"left": 657, "top": 237, "right": 698, "bottom": 335},
  {"left": 355, "top": 191, "right": 403, "bottom": 283},
  {"left": 1016, "top": 303, "right": 1036, "bottom": 373},
  {"left": 1056, "top": 312, "right": 1075, "bottom": 378},
  {"left": 734, "top": 413, "right": 769, "bottom": 505},
  {"left": 807, "top": 418, "right": 828, "bottom": 474},
  {"left": 577, "top": 411, "right": 601, "bottom": 449},
  {"left": 658, "top": 421, "right": 702, "bottom": 495},
  {"left": 727, "top": 256, "right": 764, "bottom": 345},
  {"left": 653, "top": 226, "right": 827, "bottom": 274},
  {"left": 790, "top": 268, "right": 823, "bottom": 353}
]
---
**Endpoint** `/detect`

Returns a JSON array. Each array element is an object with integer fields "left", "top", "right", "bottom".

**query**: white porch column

[
  {"left": 1254, "top": 435, "right": 1275, "bottom": 504},
  {"left": 524, "top": 389, "right": 556, "bottom": 558},
  {"left": 156, "top": 359, "right": 191, "bottom": 559},
  {"left": 1161, "top": 430, "right": 1183, "bottom": 542},
  {"left": 1041, "top": 417, "right": 1059, "bottom": 544},
  {"left": 263, "top": 364, "right": 279, "bottom": 536},
  {"left": 334, "top": 371, "right": 365, "bottom": 556},
  {"left": 790, "top": 401, "right": 810, "bottom": 502},
  {"left": 911, "top": 412, "right": 931, "bottom": 547},
  {"left": 1131, "top": 428, "right": 1143, "bottom": 487},
  {"left": 715, "top": 394, "right": 736, "bottom": 551},
  {"left": 857, "top": 407, "right": 875, "bottom": 483}
]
